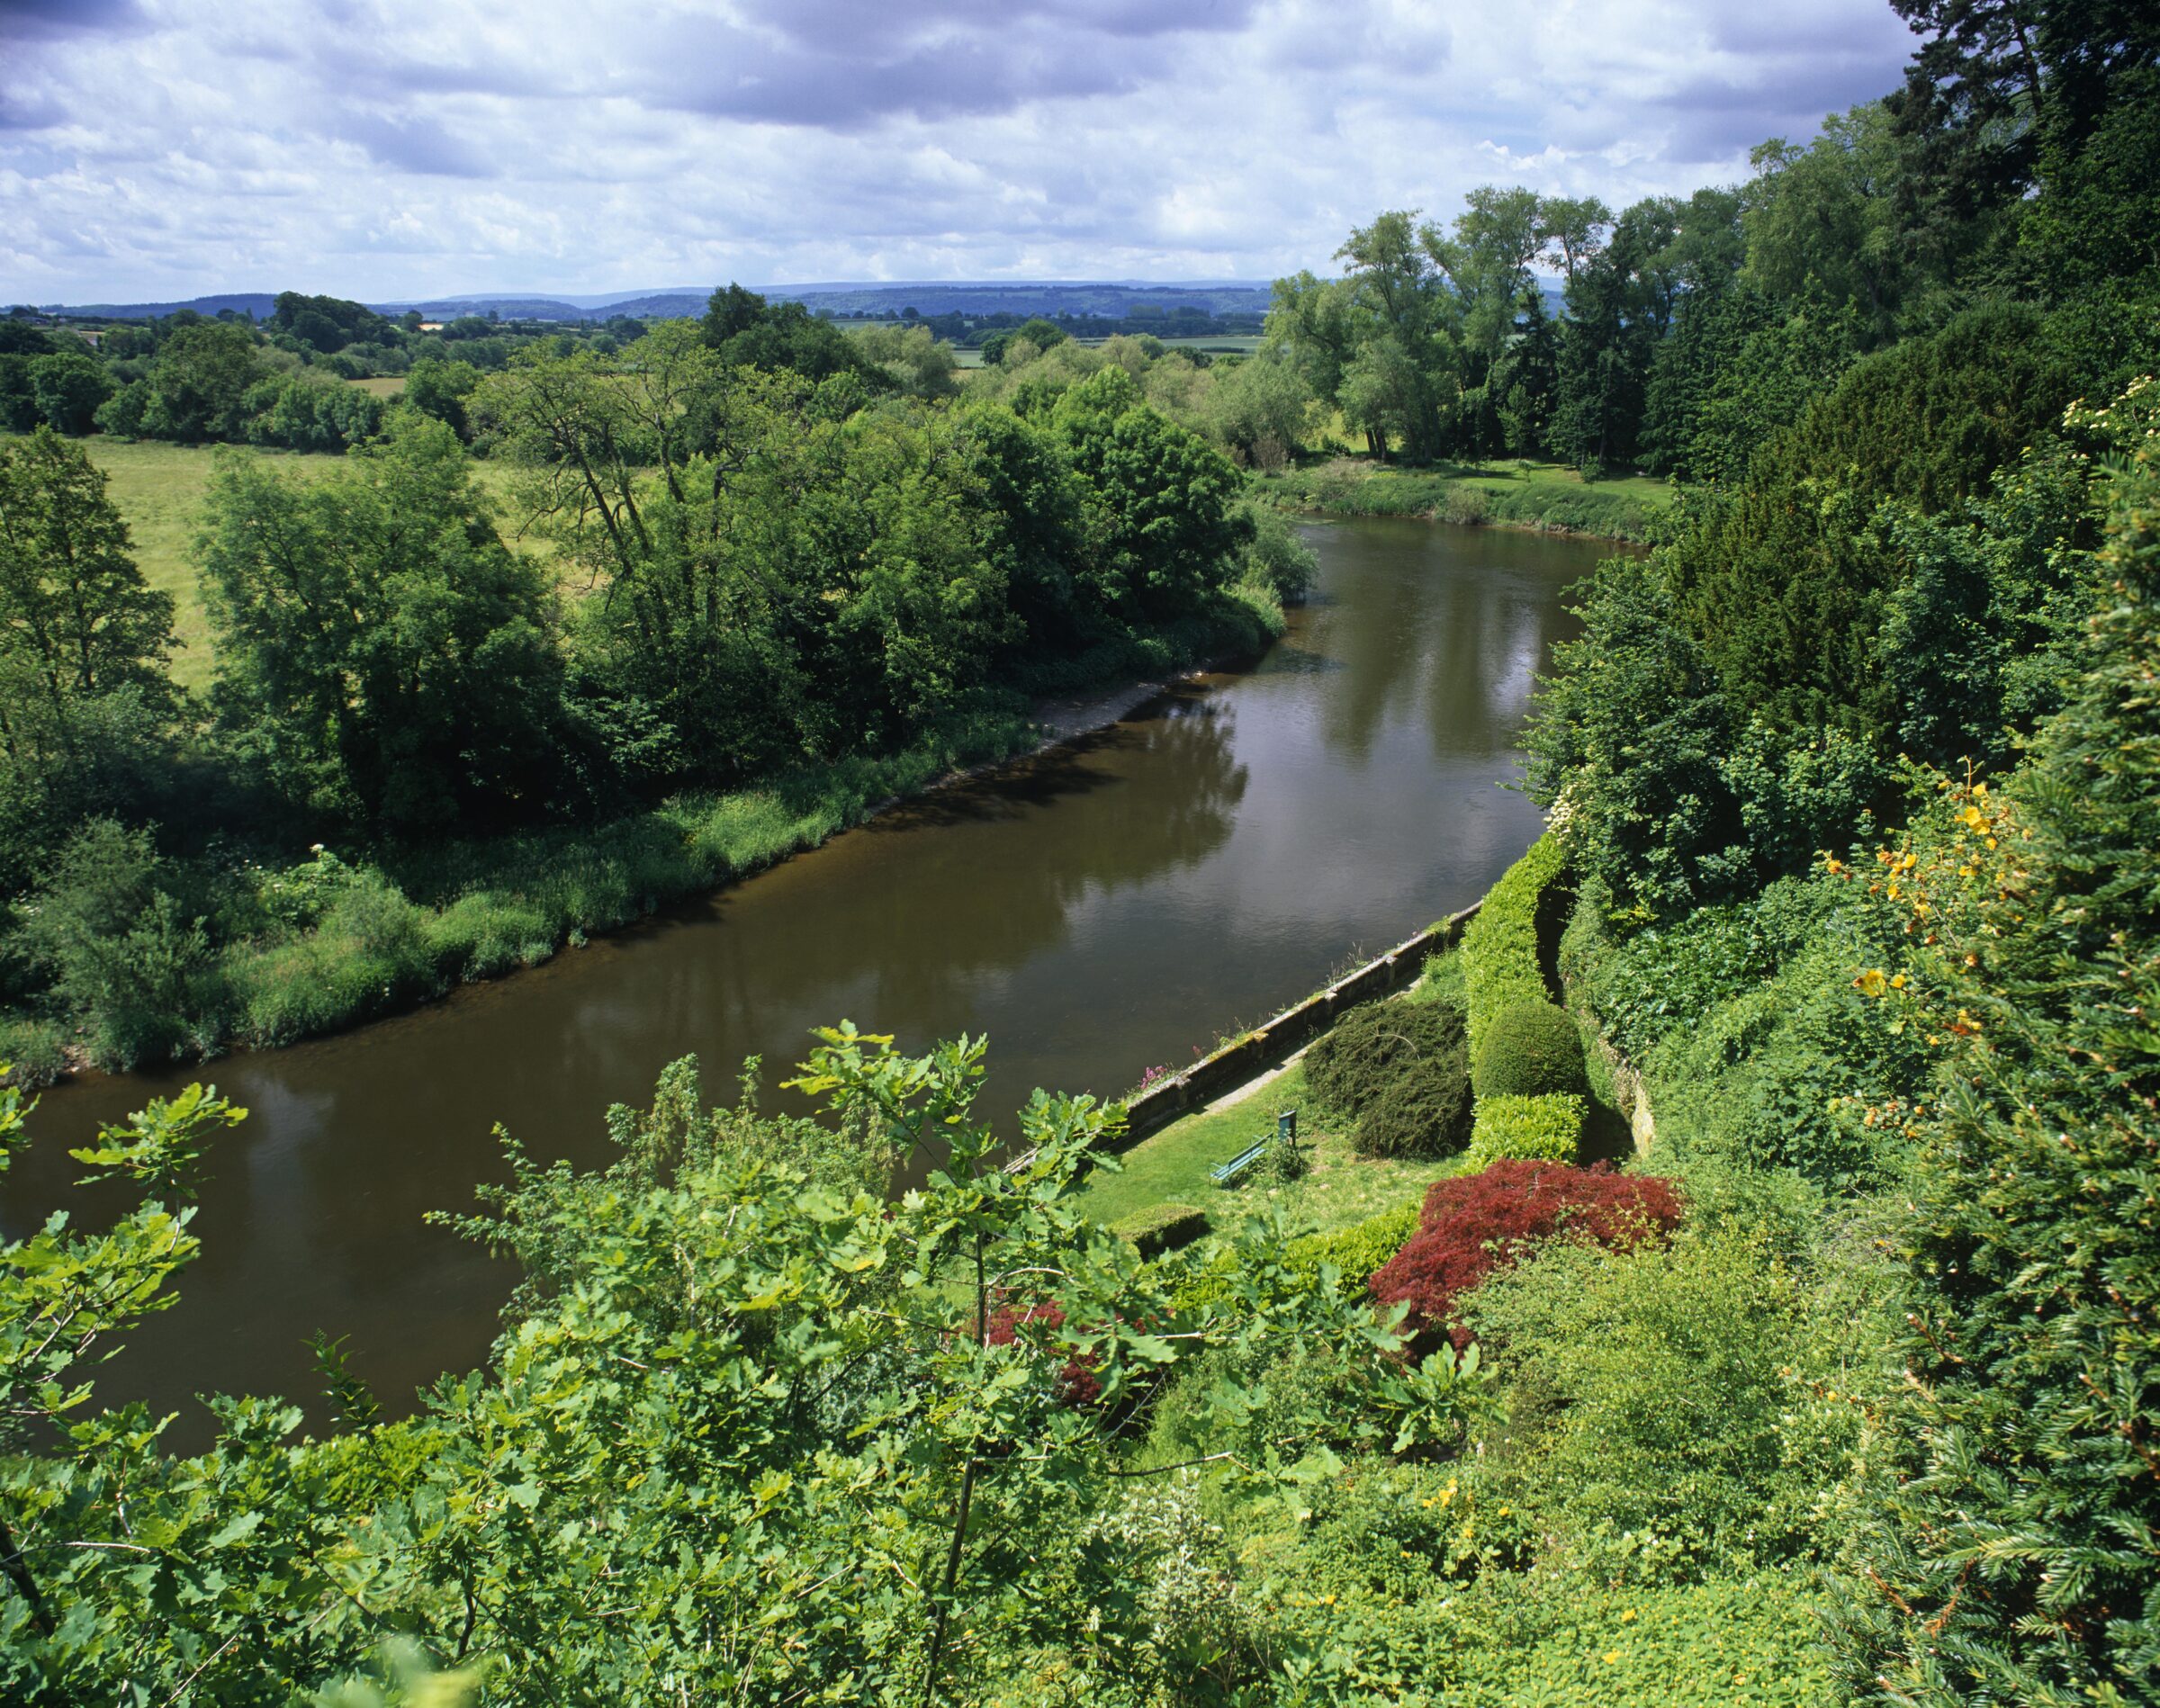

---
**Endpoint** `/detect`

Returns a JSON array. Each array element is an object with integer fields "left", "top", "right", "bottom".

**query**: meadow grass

[
  {"left": 349, "top": 376, "right": 407, "bottom": 398},
  {"left": 73, "top": 438, "right": 345, "bottom": 689},
  {"left": 1258, "top": 454, "right": 1669, "bottom": 542}
]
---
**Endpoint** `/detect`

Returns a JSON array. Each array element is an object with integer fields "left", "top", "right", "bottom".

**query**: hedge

[
  {"left": 1166, "top": 1197, "right": 1423, "bottom": 1316},
  {"left": 1467, "top": 1093, "right": 1586, "bottom": 1167},
  {"left": 1287, "top": 1199, "right": 1422, "bottom": 1289},
  {"left": 1108, "top": 1201, "right": 1211, "bottom": 1257},
  {"left": 1461, "top": 832, "right": 1567, "bottom": 1059}
]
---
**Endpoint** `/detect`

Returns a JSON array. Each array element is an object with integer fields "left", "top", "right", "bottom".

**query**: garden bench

[{"left": 1210, "top": 1110, "right": 1299, "bottom": 1188}]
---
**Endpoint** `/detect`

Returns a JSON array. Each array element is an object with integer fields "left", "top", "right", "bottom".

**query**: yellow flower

[
  {"left": 1605, "top": 1650, "right": 1622, "bottom": 1665},
  {"left": 1621, "top": 1609, "right": 1636, "bottom": 1622},
  {"left": 1889, "top": 973, "right": 1907, "bottom": 990},
  {"left": 1854, "top": 968, "right": 1887, "bottom": 997}
]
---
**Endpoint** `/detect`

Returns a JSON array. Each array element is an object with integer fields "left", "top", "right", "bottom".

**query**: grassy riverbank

[
  {"left": 1258, "top": 455, "right": 1669, "bottom": 542},
  {"left": 0, "top": 594, "right": 1280, "bottom": 1088}
]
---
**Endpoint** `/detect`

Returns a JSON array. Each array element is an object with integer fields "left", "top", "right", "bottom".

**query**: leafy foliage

[
  {"left": 1832, "top": 398, "right": 2160, "bottom": 1705},
  {"left": 0, "top": 1032, "right": 1489, "bottom": 1704}
]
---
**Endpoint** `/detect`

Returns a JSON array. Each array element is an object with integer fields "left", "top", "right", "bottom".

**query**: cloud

[
  {"left": 0, "top": 0, "right": 1921, "bottom": 303},
  {"left": 0, "top": 0, "right": 147, "bottom": 40},
  {"left": 338, "top": 111, "right": 499, "bottom": 178}
]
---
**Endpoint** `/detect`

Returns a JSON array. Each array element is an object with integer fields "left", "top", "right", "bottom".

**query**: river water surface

[{"left": 4, "top": 516, "right": 1610, "bottom": 1435}]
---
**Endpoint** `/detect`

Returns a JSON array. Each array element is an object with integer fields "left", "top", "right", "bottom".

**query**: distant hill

[
  {"left": 784, "top": 283, "right": 1275, "bottom": 319},
  {"left": 40, "top": 281, "right": 1282, "bottom": 325},
  {"left": 40, "top": 292, "right": 282, "bottom": 321}
]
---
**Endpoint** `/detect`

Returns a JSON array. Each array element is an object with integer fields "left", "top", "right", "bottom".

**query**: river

[{"left": 3, "top": 515, "right": 1610, "bottom": 1438}]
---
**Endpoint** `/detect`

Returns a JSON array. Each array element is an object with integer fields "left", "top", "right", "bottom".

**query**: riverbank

[
  {"left": 0, "top": 598, "right": 1282, "bottom": 1089},
  {"left": 1257, "top": 455, "right": 1668, "bottom": 543}
]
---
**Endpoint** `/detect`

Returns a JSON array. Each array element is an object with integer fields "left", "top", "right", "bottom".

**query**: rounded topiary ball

[{"left": 1471, "top": 1000, "right": 1588, "bottom": 1098}]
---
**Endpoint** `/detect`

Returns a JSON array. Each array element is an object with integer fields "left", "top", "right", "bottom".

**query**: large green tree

[
  {"left": 198, "top": 411, "right": 563, "bottom": 828},
  {"left": 1833, "top": 391, "right": 2160, "bottom": 1707},
  {"left": 0, "top": 430, "right": 179, "bottom": 893}
]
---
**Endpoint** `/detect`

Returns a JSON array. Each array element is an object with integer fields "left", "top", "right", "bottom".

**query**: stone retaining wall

[{"left": 1109, "top": 902, "right": 1483, "bottom": 1152}]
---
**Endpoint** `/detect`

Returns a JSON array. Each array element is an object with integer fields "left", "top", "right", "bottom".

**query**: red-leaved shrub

[
  {"left": 1369, "top": 1157, "right": 1683, "bottom": 1347},
  {"left": 983, "top": 1299, "right": 1102, "bottom": 1407}
]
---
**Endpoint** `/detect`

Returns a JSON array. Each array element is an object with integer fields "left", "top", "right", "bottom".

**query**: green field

[
  {"left": 350, "top": 375, "right": 406, "bottom": 398},
  {"left": 1260, "top": 453, "right": 1670, "bottom": 541},
  {"left": 68, "top": 436, "right": 529, "bottom": 691}
]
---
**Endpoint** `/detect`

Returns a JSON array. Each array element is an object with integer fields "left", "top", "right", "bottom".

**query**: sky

[{"left": 0, "top": 0, "right": 1921, "bottom": 305}]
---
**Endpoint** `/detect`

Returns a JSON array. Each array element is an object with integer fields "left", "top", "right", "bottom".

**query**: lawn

[
  {"left": 66, "top": 436, "right": 544, "bottom": 692},
  {"left": 349, "top": 375, "right": 406, "bottom": 398},
  {"left": 1077, "top": 1058, "right": 1458, "bottom": 1240}
]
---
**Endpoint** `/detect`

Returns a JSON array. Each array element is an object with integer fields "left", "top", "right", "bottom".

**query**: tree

[
  {"left": 25, "top": 354, "right": 112, "bottom": 435},
  {"left": 1888, "top": 0, "right": 2160, "bottom": 221},
  {"left": 1264, "top": 269, "right": 1362, "bottom": 427},
  {"left": 134, "top": 321, "right": 264, "bottom": 442},
  {"left": 1832, "top": 398, "right": 2160, "bottom": 1706},
  {"left": 699, "top": 281, "right": 881, "bottom": 384},
  {"left": 1332, "top": 211, "right": 1454, "bottom": 458},
  {"left": 0, "top": 430, "right": 176, "bottom": 765},
  {"left": 198, "top": 412, "right": 563, "bottom": 827},
  {"left": 1051, "top": 366, "right": 1247, "bottom": 621},
  {"left": 1426, "top": 185, "right": 1544, "bottom": 395},
  {"left": 1534, "top": 194, "right": 1612, "bottom": 286},
  {"left": 1548, "top": 198, "right": 1676, "bottom": 472},
  {"left": 1742, "top": 105, "right": 1910, "bottom": 346},
  {"left": 1203, "top": 345, "right": 1312, "bottom": 467},
  {"left": 847, "top": 321, "right": 961, "bottom": 398}
]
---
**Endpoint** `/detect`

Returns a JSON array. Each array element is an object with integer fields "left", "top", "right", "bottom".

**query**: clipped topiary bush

[
  {"left": 1307, "top": 994, "right": 1464, "bottom": 1117},
  {"left": 1462, "top": 832, "right": 1567, "bottom": 1057},
  {"left": 1108, "top": 1201, "right": 1210, "bottom": 1257},
  {"left": 1471, "top": 1000, "right": 1588, "bottom": 1098},
  {"left": 1356, "top": 1068, "right": 1472, "bottom": 1160},
  {"left": 1467, "top": 1092, "right": 1584, "bottom": 1166}
]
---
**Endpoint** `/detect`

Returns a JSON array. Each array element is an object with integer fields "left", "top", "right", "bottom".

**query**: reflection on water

[{"left": 2, "top": 514, "right": 1607, "bottom": 1440}]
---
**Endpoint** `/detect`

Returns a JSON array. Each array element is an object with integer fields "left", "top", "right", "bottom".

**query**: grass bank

[
  {"left": 2, "top": 592, "right": 1282, "bottom": 1085},
  {"left": 1258, "top": 455, "right": 1669, "bottom": 543},
  {"left": 1078, "top": 1059, "right": 1460, "bottom": 1240}
]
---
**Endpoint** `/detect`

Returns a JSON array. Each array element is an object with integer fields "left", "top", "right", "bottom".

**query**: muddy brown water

[{"left": 4, "top": 516, "right": 1613, "bottom": 1441}]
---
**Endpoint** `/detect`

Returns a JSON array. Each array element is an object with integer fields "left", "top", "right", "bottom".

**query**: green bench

[{"left": 1211, "top": 1110, "right": 1298, "bottom": 1188}]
